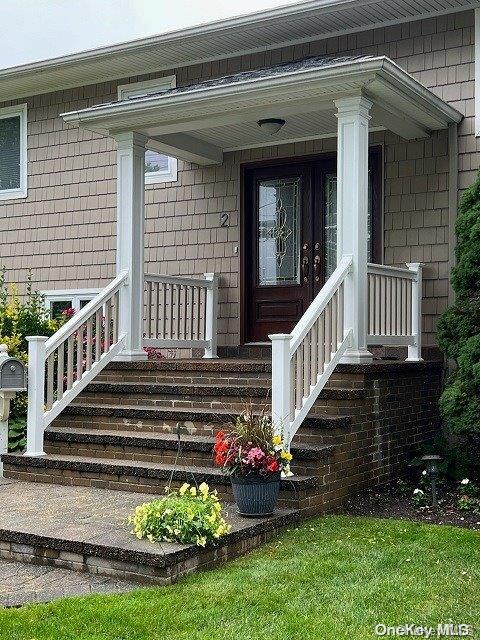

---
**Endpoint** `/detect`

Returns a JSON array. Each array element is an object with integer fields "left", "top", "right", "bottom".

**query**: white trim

[
  {"left": 42, "top": 288, "right": 101, "bottom": 314},
  {"left": 476, "top": 8, "right": 480, "bottom": 137},
  {"left": 0, "top": 103, "right": 27, "bottom": 201},
  {"left": 118, "top": 77, "right": 178, "bottom": 184}
]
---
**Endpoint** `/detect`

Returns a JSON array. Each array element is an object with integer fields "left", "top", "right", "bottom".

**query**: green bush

[
  {"left": 128, "top": 482, "right": 231, "bottom": 547},
  {"left": 0, "top": 269, "right": 64, "bottom": 451},
  {"left": 437, "top": 171, "right": 480, "bottom": 479}
]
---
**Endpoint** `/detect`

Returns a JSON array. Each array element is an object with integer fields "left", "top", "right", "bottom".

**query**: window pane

[
  {"left": 324, "top": 172, "right": 374, "bottom": 278},
  {"left": 145, "top": 150, "right": 169, "bottom": 174},
  {"left": 51, "top": 300, "right": 73, "bottom": 319},
  {"left": 0, "top": 116, "right": 20, "bottom": 190},
  {"left": 258, "top": 178, "right": 300, "bottom": 286}
]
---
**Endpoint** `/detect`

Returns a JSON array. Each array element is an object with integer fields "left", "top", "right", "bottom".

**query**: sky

[{"left": 1, "top": 0, "right": 301, "bottom": 70}]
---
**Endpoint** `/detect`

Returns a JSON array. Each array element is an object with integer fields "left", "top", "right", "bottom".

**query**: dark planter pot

[{"left": 230, "top": 472, "right": 281, "bottom": 518}]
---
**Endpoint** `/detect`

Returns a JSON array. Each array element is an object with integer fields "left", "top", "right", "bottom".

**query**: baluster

[
  {"left": 104, "top": 301, "right": 112, "bottom": 351},
  {"left": 317, "top": 311, "right": 325, "bottom": 375},
  {"left": 290, "top": 358, "right": 296, "bottom": 422},
  {"left": 338, "top": 282, "right": 344, "bottom": 342},
  {"left": 183, "top": 285, "right": 188, "bottom": 340},
  {"left": 331, "top": 290, "right": 338, "bottom": 351},
  {"left": 145, "top": 280, "right": 152, "bottom": 339},
  {"left": 324, "top": 301, "right": 331, "bottom": 365},
  {"left": 396, "top": 278, "right": 402, "bottom": 336},
  {"left": 375, "top": 275, "right": 381, "bottom": 335},
  {"left": 154, "top": 282, "right": 159, "bottom": 340},
  {"left": 385, "top": 277, "right": 391, "bottom": 335},
  {"left": 95, "top": 309, "right": 102, "bottom": 361},
  {"left": 161, "top": 282, "right": 166, "bottom": 340},
  {"left": 46, "top": 352, "right": 55, "bottom": 410},
  {"left": 295, "top": 348, "right": 303, "bottom": 411},
  {"left": 310, "top": 320, "right": 317, "bottom": 386},
  {"left": 190, "top": 286, "right": 194, "bottom": 340},
  {"left": 76, "top": 324, "right": 84, "bottom": 381},
  {"left": 203, "top": 287, "right": 207, "bottom": 340},
  {"left": 406, "top": 280, "right": 412, "bottom": 335},
  {"left": 303, "top": 334, "right": 310, "bottom": 399},
  {"left": 66, "top": 334, "right": 75, "bottom": 390},
  {"left": 169, "top": 283, "right": 174, "bottom": 340},
  {"left": 86, "top": 317, "right": 93, "bottom": 370},
  {"left": 56, "top": 343, "right": 65, "bottom": 401},
  {"left": 391, "top": 277, "right": 396, "bottom": 335},
  {"left": 368, "top": 275, "right": 373, "bottom": 334}
]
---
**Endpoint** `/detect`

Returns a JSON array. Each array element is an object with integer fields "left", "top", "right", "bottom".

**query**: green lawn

[{"left": 1, "top": 516, "right": 478, "bottom": 640}]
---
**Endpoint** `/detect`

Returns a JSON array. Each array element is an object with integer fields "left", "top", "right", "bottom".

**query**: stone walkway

[{"left": 0, "top": 558, "right": 143, "bottom": 607}]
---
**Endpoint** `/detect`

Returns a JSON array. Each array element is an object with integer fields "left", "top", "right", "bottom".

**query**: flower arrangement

[
  {"left": 213, "top": 406, "right": 293, "bottom": 478},
  {"left": 128, "top": 482, "right": 231, "bottom": 547}
]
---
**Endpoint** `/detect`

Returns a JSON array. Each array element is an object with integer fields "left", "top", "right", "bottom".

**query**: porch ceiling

[{"left": 62, "top": 55, "right": 463, "bottom": 165}]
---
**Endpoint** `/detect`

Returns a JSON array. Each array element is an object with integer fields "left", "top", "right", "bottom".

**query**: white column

[
  {"left": 406, "top": 263, "right": 423, "bottom": 362},
  {"left": 335, "top": 96, "right": 373, "bottom": 364},
  {"left": 203, "top": 273, "right": 219, "bottom": 359},
  {"left": 269, "top": 334, "right": 292, "bottom": 446},
  {"left": 114, "top": 131, "right": 148, "bottom": 361},
  {"left": 25, "top": 336, "right": 48, "bottom": 457}
]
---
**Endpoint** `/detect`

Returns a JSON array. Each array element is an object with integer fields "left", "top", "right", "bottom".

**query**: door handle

[
  {"left": 314, "top": 255, "right": 321, "bottom": 282},
  {"left": 302, "top": 255, "right": 309, "bottom": 282}
]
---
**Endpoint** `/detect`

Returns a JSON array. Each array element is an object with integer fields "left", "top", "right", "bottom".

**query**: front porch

[{"left": 22, "top": 54, "right": 461, "bottom": 457}]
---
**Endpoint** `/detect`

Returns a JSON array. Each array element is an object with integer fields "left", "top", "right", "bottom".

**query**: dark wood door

[{"left": 243, "top": 151, "right": 381, "bottom": 343}]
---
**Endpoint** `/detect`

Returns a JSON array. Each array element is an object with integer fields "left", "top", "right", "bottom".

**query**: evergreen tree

[{"left": 437, "top": 171, "right": 480, "bottom": 477}]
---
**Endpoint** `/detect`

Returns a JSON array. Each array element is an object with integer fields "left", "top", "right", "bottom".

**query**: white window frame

[
  {"left": 476, "top": 8, "right": 480, "bottom": 136},
  {"left": 117, "top": 76, "right": 178, "bottom": 183},
  {"left": 42, "top": 288, "right": 101, "bottom": 316},
  {"left": 0, "top": 103, "right": 27, "bottom": 201}
]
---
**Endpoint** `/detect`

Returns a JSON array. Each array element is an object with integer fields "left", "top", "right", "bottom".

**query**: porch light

[
  {"left": 421, "top": 454, "right": 442, "bottom": 509},
  {"left": 257, "top": 118, "right": 285, "bottom": 135}
]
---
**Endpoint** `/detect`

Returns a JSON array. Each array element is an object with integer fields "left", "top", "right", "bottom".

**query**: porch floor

[{"left": 0, "top": 479, "right": 299, "bottom": 597}]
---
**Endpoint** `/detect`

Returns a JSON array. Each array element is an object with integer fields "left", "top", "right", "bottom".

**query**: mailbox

[{"left": 0, "top": 357, "right": 26, "bottom": 392}]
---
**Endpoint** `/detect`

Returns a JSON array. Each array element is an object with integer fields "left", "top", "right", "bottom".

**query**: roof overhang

[
  {"left": 62, "top": 56, "right": 463, "bottom": 165},
  {"left": 1, "top": 0, "right": 479, "bottom": 102}
]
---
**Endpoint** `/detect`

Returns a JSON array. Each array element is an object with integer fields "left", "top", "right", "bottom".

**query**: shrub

[
  {"left": 213, "top": 405, "right": 293, "bottom": 477},
  {"left": 128, "top": 483, "right": 231, "bottom": 547},
  {"left": 457, "top": 478, "right": 480, "bottom": 514},
  {"left": 437, "top": 171, "right": 480, "bottom": 479}
]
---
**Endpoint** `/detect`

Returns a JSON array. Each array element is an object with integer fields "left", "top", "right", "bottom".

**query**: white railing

[
  {"left": 25, "top": 271, "right": 129, "bottom": 456},
  {"left": 143, "top": 272, "right": 218, "bottom": 358},
  {"left": 270, "top": 256, "right": 353, "bottom": 447},
  {"left": 367, "top": 262, "right": 422, "bottom": 361}
]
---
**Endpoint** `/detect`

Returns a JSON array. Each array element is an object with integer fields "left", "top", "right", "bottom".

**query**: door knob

[
  {"left": 302, "top": 255, "right": 309, "bottom": 282},
  {"left": 314, "top": 255, "right": 321, "bottom": 282}
]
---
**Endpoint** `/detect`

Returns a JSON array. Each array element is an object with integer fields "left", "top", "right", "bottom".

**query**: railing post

[
  {"left": 269, "top": 334, "right": 292, "bottom": 447},
  {"left": 25, "top": 336, "right": 48, "bottom": 457},
  {"left": 203, "top": 273, "right": 218, "bottom": 359},
  {"left": 406, "top": 263, "right": 423, "bottom": 362}
]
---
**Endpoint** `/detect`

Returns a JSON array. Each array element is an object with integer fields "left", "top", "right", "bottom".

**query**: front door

[{"left": 243, "top": 151, "right": 381, "bottom": 342}]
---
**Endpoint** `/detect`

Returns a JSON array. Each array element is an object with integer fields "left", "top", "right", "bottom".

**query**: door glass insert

[
  {"left": 258, "top": 177, "right": 301, "bottom": 286},
  {"left": 324, "top": 172, "right": 374, "bottom": 278}
]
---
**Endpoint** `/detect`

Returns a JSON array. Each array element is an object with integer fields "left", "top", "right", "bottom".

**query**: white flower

[
  {"left": 461, "top": 478, "right": 470, "bottom": 485},
  {"left": 422, "top": 470, "right": 427, "bottom": 476},
  {"left": 413, "top": 488, "right": 424, "bottom": 495}
]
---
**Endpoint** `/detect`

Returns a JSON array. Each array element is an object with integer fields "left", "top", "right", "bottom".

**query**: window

[
  {"left": 43, "top": 289, "right": 101, "bottom": 320},
  {"left": 0, "top": 104, "right": 27, "bottom": 200},
  {"left": 117, "top": 77, "right": 177, "bottom": 183}
]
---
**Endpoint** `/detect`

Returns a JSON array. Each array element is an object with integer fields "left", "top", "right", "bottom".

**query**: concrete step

[
  {"left": 55, "top": 403, "right": 352, "bottom": 441},
  {"left": 2, "top": 454, "right": 319, "bottom": 510},
  {"left": 44, "top": 426, "right": 335, "bottom": 474},
  {"left": 0, "top": 479, "right": 300, "bottom": 585}
]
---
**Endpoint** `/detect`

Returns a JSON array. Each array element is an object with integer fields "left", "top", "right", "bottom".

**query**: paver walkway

[{"left": 0, "top": 558, "right": 142, "bottom": 607}]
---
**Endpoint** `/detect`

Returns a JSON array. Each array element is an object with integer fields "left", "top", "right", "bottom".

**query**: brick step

[
  {"left": 0, "top": 480, "right": 300, "bottom": 585},
  {"left": 56, "top": 403, "right": 352, "bottom": 441},
  {"left": 2, "top": 454, "right": 318, "bottom": 510},
  {"left": 44, "top": 427, "right": 335, "bottom": 474}
]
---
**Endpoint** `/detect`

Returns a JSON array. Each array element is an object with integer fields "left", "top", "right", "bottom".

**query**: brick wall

[{"left": 0, "top": 10, "right": 476, "bottom": 348}]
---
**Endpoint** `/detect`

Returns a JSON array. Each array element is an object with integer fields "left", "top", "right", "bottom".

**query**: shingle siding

[{"left": 0, "top": 10, "right": 476, "bottom": 349}]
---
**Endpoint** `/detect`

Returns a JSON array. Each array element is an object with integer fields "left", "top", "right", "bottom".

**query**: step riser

[
  {"left": 96, "top": 371, "right": 272, "bottom": 386},
  {"left": 51, "top": 414, "right": 349, "bottom": 444},
  {"left": 3, "top": 465, "right": 316, "bottom": 511},
  {"left": 44, "top": 441, "right": 328, "bottom": 475}
]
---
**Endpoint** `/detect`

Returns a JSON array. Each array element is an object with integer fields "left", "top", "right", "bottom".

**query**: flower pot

[{"left": 230, "top": 472, "right": 281, "bottom": 518}]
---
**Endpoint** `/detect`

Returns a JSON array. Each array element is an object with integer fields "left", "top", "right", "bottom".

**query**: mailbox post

[{"left": 0, "top": 344, "right": 27, "bottom": 476}]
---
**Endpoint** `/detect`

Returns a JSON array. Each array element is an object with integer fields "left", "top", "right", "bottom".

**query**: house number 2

[{"left": 220, "top": 213, "right": 229, "bottom": 227}]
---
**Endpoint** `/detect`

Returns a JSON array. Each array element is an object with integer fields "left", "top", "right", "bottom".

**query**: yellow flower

[
  {"left": 196, "top": 535, "right": 207, "bottom": 547},
  {"left": 190, "top": 486, "right": 197, "bottom": 496},
  {"left": 280, "top": 450, "right": 293, "bottom": 462},
  {"left": 198, "top": 482, "right": 209, "bottom": 496},
  {"left": 179, "top": 482, "right": 190, "bottom": 496},
  {"left": 272, "top": 435, "right": 282, "bottom": 446}
]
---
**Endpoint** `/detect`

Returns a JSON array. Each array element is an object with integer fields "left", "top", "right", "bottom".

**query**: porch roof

[{"left": 62, "top": 54, "right": 463, "bottom": 166}]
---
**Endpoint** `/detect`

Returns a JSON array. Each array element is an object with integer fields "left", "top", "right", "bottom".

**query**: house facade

[{"left": 0, "top": 2, "right": 478, "bottom": 357}]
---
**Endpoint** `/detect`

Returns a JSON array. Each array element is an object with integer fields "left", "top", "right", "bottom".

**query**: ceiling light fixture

[{"left": 257, "top": 118, "right": 286, "bottom": 135}]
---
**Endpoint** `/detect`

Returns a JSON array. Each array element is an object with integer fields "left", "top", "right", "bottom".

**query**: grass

[{"left": 1, "top": 516, "right": 478, "bottom": 640}]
